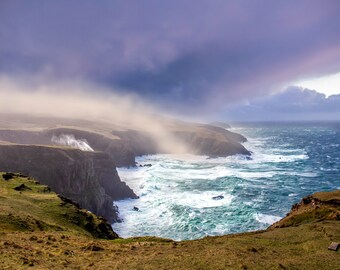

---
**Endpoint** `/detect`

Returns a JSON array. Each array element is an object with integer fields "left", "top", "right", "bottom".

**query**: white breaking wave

[
  {"left": 51, "top": 134, "right": 94, "bottom": 151},
  {"left": 175, "top": 191, "right": 234, "bottom": 209},
  {"left": 112, "top": 125, "right": 340, "bottom": 241},
  {"left": 255, "top": 213, "right": 282, "bottom": 225}
]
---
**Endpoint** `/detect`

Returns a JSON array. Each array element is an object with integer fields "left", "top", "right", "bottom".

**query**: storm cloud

[{"left": 1, "top": 1, "right": 340, "bottom": 113}]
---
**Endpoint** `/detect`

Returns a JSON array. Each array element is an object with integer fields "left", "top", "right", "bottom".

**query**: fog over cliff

[{"left": 0, "top": 75, "right": 188, "bottom": 154}]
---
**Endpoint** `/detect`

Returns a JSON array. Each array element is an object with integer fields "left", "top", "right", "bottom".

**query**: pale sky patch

[{"left": 294, "top": 72, "right": 340, "bottom": 97}]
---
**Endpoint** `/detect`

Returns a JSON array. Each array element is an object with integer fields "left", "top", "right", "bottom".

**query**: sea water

[{"left": 112, "top": 122, "right": 340, "bottom": 240}]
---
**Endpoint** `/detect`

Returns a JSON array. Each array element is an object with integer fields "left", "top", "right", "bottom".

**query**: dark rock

[
  {"left": 248, "top": 247, "right": 258, "bottom": 252},
  {"left": 139, "top": 164, "right": 152, "bottom": 167},
  {"left": 64, "top": 250, "right": 74, "bottom": 256},
  {"left": 133, "top": 206, "right": 139, "bottom": 211},
  {"left": 212, "top": 195, "right": 224, "bottom": 200},
  {"left": 47, "top": 235, "right": 57, "bottom": 242},
  {"left": 83, "top": 244, "right": 104, "bottom": 252},
  {"left": 2, "top": 172, "right": 15, "bottom": 180},
  {"left": 29, "top": 236, "right": 38, "bottom": 241},
  {"left": 58, "top": 195, "right": 80, "bottom": 208},
  {"left": 42, "top": 186, "right": 51, "bottom": 193},
  {"left": 14, "top": 184, "right": 32, "bottom": 191}
]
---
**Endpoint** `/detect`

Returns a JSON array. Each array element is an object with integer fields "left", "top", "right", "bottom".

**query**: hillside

[{"left": 1, "top": 173, "right": 339, "bottom": 269}]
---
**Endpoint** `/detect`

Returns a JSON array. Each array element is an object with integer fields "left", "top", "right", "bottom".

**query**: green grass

[
  {"left": 0, "top": 173, "right": 339, "bottom": 269},
  {"left": 0, "top": 173, "right": 116, "bottom": 239}
]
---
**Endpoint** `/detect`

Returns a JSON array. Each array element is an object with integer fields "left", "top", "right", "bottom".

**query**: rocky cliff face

[{"left": 0, "top": 144, "right": 136, "bottom": 223}]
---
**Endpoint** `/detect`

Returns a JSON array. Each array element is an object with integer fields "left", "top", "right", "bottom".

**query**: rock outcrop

[
  {"left": 168, "top": 123, "right": 250, "bottom": 157},
  {"left": 270, "top": 190, "right": 340, "bottom": 229},
  {"left": 0, "top": 144, "right": 137, "bottom": 223}
]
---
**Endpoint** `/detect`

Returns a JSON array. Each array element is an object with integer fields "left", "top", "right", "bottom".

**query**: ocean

[{"left": 112, "top": 122, "right": 340, "bottom": 240}]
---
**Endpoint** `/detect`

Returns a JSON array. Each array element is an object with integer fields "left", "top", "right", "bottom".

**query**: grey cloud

[
  {"left": 223, "top": 86, "right": 340, "bottom": 121},
  {"left": 1, "top": 1, "right": 340, "bottom": 113}
]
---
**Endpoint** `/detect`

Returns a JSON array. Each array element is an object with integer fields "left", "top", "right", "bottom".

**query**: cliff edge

[
  {"left": 0, "top": 173, "right": 118, "bottom": 239},
  {"left": 0, "top": 145, "right": 137, "bottom": 223},
  {"left": 270, "top": 190, "right": 340, "bottom": 228}
]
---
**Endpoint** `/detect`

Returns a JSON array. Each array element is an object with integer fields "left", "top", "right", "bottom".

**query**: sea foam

[{"left": 113, "top": 124, "right": 340, "bottom": 240}]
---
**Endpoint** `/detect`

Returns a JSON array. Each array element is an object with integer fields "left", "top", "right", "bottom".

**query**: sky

[
  {"left": 1, "top": 0, "right": 340, "bottom": 120},
  {"left": 294, "top": 72, "right": 340, "bottom": 97}
]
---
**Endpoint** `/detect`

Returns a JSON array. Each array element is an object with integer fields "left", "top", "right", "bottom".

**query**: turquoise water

[{"left": 112, "top": 123, "right": 340, "bottom": 240}]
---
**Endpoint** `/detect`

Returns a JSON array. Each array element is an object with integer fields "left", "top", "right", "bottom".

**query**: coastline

[
  {"left": 1, "top": 173, "right": 339, "bottom": 269},
  {"left": 0, "top": 114, "right": 251, "bottom": 224}
]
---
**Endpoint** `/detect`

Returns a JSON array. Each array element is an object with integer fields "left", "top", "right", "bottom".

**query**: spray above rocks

[{"left": 51, "top": 134, "right": 94, "bottom": 151}]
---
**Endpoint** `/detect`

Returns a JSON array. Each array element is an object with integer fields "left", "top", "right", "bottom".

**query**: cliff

[
  {"left": 0, "top": 144, "right": 137, "bottom": 223},
  {"left": 164, "top": 122, "right": 250, "bottom": 157},
  {"left": 0, "top": 173, "right": 118, "bottom": 239},
  {"left": 0, "top": 187, "right": 339, "bottom": 269}
]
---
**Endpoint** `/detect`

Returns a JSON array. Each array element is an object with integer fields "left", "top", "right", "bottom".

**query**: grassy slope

[
  {"left": 0, "top": 173, "right": 117, "bottom": 239},
  {"left": 0, "top": 174, "right": 339, "bottom": 269}
]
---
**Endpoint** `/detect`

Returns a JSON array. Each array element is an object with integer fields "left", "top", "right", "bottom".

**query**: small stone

[
  {"left": 140, "top": 164, "right": 152, "bottom": 167},
  {"left": 83, "top": 244, "right": 104, "bottom": 252},
  {"left": 14, "top": 184, "right": 32, "bottom": 191},
  {"left": 64, "top": 250, "right": 74, "bottom": 256},
  {"left": 248, "top": 247, "right": 258, "bottom": 252},
  {"left": 2, "top": 173, "right": 15, "bottom": 180},
  {"left": 29, "top": 236, "right": 38, "bottom": 241},
  {"left": 47, "top": 235, "right": 57, "bottom": 242},
  {"left": 212, "top": 195, "right": 224, "bottom": 200},
  {"left": 328, "top": 242, "right": 339, "bottom": 251}
]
